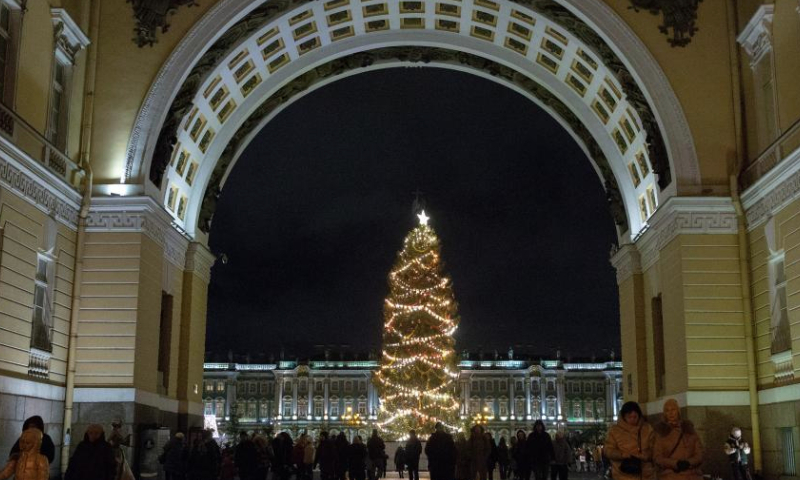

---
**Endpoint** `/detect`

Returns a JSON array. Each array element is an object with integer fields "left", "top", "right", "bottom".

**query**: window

[
  {"left": 546, "top": 396, "right": 556, "bottom": 417},
  {"left": 358, "top": 399, "right": 367, "bottom": 416},
  {"left": 248, "top": 382, "right": 256, "bottom": 394},
  {"left": 284, "top": 381, "right": 292, "bottom": 393},
  {"left": 596, "top": 400, "right": 605, "bottom": 419},
  {"left": 515, "top": 397, "right": 525, "bottom": 416},
  {"left": 0, "top": 2, "right": 21, "bottom": 107},
  {"left": 259, "top": 382, "right": 266, "bottom": 394},
  {"left": 531, "top": 399, "right": 541, "bottom": 419},
  {"left": 215, "top": 399, "right": 225, "bottom": 417},
  {"left": 487, "top": 381, "right": 494, "bottom": 392},
  {"left": 585, "top": 401, "right": 594, "bottom": 419},
  {"left": 260, "top": 400, "right": 269, "bottom": 418},
  {"left": 330, "top": 398, "right": 339, "bottom": 417},
  {"left": 572, "top": 402, "right": 581, "bottom": 419},
  {"left": 345, "top": 380, "right": 353, "bottom": 391},
  {"left": 157, "top": 292, "right": 173, "bottom": 391},
  {"left": 317, "top": 381, "right": 324, "bottom": 392},
  {"left": 515, "top": 381, "right": 522, "bottom": 391},
  {"left": 31, "top": 254, "right": 55, "bottom": 352},
  {"left": 471, "top": 381, "right": 478, "bottom": 390},
  {"left": 781, "top": 427, "right": 796, "bottom": 475},
  {"left": 282, "top": 398, "right": 292, "bottom": 417},
  {"left": 532, "top": 381, "right": 540, "bottom": 393},
  {"left": 469, "top": 397, "right": 480, "bottom": 414},
  {"left": 46, "top": 60, "right": 69, "bottom": 149},
  {"left": 247, "top": 401, "right": 257, "bottom": 419},
  {"left": 297, "top": 398, "right": 308, "bottom": 417},
  {"left": 204, "top": 401, "right": 213, "bottom": 415},
  {"left": 485, "top": 397, "right": 494, "bottom": 415},
  {"left": 217, "top": 381, "right": 225, "bottom": 392},
  {"left": 344, "top": 398, "right": 353, "bottom": 413},
  {"left": 499, "top": 399, "right": 508, "bottom": 417},
  {"left": 769, "top": 254, "right": 791, "bottom": 354},
  {"left": 314, "top": 398, "right": 323, "bottom": 417}
]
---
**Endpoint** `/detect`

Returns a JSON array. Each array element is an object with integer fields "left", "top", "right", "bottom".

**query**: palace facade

[{"left": 203, "top": 355, "right": 622, "bottom": 439}]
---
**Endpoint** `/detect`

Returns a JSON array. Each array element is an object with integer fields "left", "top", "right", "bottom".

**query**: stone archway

[{"left": 120, "top": 0, "right": 700, "bottom": 242}]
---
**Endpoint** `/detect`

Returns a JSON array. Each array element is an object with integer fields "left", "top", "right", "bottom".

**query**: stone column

[
  {"left": 509, "top": 376, "right": 516, "bottom": 418},
  {"left": 324, "top": 378, "right": 329, "bottom": 416},
  {"left": 226, "top": 378, "right": 236, "bottom": 418},
  {"left": 292, "top": 377, "right": 298, "bottom": 417},
  {"left": 556, "top": 374, "right": 565, "bottom": 417},
  {"left": 525, "top": 376, "right": 531, "bottom": 418},
  {"left": 276, "top": 376, "right": 284, "bottom": 417}
]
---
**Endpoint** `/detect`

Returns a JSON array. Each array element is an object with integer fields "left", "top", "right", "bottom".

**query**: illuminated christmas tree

[{"left": 375, "top": 209, "right": 461, "bottom": 438}]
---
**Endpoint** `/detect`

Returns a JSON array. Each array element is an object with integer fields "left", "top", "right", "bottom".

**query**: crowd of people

[{"left": 0, "top": 398, "right": 754, "bottom": 480}]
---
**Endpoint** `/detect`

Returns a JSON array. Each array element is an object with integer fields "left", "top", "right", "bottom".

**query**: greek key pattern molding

[
  {"left": 86, "top": 197, "right": 189, "bottom": 269},
  {"left": 745, "top": 168, "right": 800, "bottom": 230},
  {"left": 0, "top": 156, "right": 79, "bottom": 227},
  {"left": 637, "top": 199, "right": 737, "bottom": 272}
]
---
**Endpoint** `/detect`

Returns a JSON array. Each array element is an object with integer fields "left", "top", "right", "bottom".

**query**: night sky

[{"left": 206, "top": 67, "right": 620, "bottom": 361}]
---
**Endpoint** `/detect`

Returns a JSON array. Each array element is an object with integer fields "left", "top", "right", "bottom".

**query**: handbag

[{"left": 620, "top": 426, "right": 643, "bottom": 475}]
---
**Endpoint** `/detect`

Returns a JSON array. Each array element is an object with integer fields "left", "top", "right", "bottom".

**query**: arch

[{"left": 121, "top": 0, "right": 700, "bottom": 242}]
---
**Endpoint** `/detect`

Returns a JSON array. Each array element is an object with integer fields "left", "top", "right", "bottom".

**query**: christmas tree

[{"left": 375, "top": 210, "right": 461, "bottom": 438}]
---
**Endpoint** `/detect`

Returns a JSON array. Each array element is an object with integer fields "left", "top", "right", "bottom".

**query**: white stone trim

[
  {"left": 0, "top": 136, "right": 81, "bottom": 228},
  {"left": 610, "top": 244, "right": 641, "bottom": 285},
  {"left": 758, "top": 382, "right": 800, "bottom": 404},
  {"left": 74, "top": 387, "right": 182, "bottom": 413},
  {"left": 635, "top": 197, "right": 738, "bottom": 272},
  {"left": 643, "top": 390, "right": 751, "bottom": 414},
  {"left": 185, "top": 242, "right": 215, "bottom": 284},
  {"left": 50, "top": 8, "right": 90, "bottom": 64},
  {"left": 0, "top": 375, "right": 66, "bottom": 401},
  {"left": 737, "top": 5, "right": 774, "bottom": 68},
  {"left": 742, "top": 145, "right": 800, "bottom": 229},
  {"left": 86, "top": 196, "right": 189, "bottom": 269}
]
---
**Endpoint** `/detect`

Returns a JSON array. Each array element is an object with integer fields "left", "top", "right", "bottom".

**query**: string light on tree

[{"left": 375, "top": 209, "right": 461, "bottom": 438}]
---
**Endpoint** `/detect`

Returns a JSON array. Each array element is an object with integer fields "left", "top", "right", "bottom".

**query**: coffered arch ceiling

[{"left": 124, "top": 0, "right": 700, "bottom": 241}]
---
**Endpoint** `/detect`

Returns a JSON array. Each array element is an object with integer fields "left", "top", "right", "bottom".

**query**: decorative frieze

[
  {"left": 128, "top": 0, "right": 198, "bottom": 48},
  {"left": 628, "top": 0, "right": 703, "bottom": 47},
  {"left": 742, "top": 145, "right": 800, "bottom": 229},
  {"left": 631, "top": 197, "right": 737, "bottom": 273},
  {"left": 610, "top": 244, "right": 642, "bottom": 285},
  {"left": 0, "top": 153, "right": 80, "bottom": 228},
  {"left": 86, "top": 196, "right": 189, "bottom": 269},
  {"left": 737, "top": 5, "right": 774, "bottom": 68}
]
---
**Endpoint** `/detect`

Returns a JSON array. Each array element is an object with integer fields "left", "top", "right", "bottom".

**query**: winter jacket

[
  {"left": 65, "top": 430, "right": 117, "bottom": 480},
  {"left": 469, "top": 433, "right": 490, "bottom": 476},
  {"left": 315, "top": 438, "right": 338, "bottom": 475},
  {"left": 162, "top": 437, "right": 187, "bottom": 474},
  {"left": 653, "top": 421, "right": 704, "bottom": 480},
  {"left": 426, "top": 430, "right": 456, "bottom": 480},
  {"left": 0, "top": 429, "right": 49, "bottom": 480},
  {"left": 552, "top": 438, "right": 573, "bottom": 466},
  {"left": 605, "top": 418, "right": 655, "bottom": 480},
  {"left": 455, "top": 437, "right": 471, "bottom": 480},
  {"left": 367, "top": 435, "right": 385, "bottom": 461},
  {"left": 526, "top": 431, "right": 554, "bottom": 467}
]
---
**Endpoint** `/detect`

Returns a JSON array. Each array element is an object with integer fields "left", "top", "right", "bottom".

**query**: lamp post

[
  {"left": 473, "top": 406, "right": 491, "bottom": 427},
  {"left": 343, "top": 406, "right": 365, "bottom": 441}
]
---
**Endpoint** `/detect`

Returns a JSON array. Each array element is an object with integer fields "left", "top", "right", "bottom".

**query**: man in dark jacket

[
  {"left": 236, "top": 431, "right": 259, "bottom": 480},
  {"left": 64, "top": 424, "right": 117, "bottom": 480},
  {"left": 426, "top": 422, "right": 456, "bottom": 480},
  {"left": 9, "top": 415, "right": 56, "bottom": 464},
  {"left": 315, "top": 431, "right": 339, "bottom": 480},
  {"left": 405, "top": 430, "right": 423, "bottom": 480},
  {"left": 367, "top": 430, "right": 385, "bottom": 480},
  {"left": 527, "top": 421, "right": 554, "bottom": 480},
  {"left": 161, "top": 432, "right": 187, "bottom": 480}
]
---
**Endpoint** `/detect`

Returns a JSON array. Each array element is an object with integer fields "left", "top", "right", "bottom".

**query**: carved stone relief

[
  {"left": 627, "top": 0, "right": 703, "bottom": 47},
  {"left": 128, "top": 0, "right": 200, "bottom": 48}
]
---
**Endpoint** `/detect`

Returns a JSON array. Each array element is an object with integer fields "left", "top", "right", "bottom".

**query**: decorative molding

[
  {"left": 627, "top": 0, "right": 703, "bottom": 47},
  {"left": 635, "top": 197, "right": 738, "bottom": 271},
  {"left": 736, "top": 5, "right": 774, "bottom": 68},
  {"left": 609, "top": 244, "right": 642, "bottom": 285},
  {"left": 127, "top": 0, "right": 198, "bottom": 48},
  {"left": 185, "top": 242, "right": 215, "bottom": 284},
  {"left": 742, "top": 144, "right": 800, "bottom": 229},
  {"left": 86, "top": 196, "right": 189, "bottom": 269},
  {"left": 50, "top": 8, "right": 90, "bottom": 64},
  {"left": 0, "top": 147, "right": 80, "bottom": 228}
]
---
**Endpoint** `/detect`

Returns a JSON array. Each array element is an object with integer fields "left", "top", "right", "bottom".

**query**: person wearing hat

[
  {"left": 426, "top": 422, "right": 456, "bottom": 480},
  {"left": 8, "top": 416, "right": 55, "bottom": 464},
  {"left": 724, "top": 427, "right": 751, "bottom": 480},
  {"left": 161, "top": 432, "right": 187, "bottom": 480},
  {"left": 0, "top": 428, "right": 49, "bottom": 480},
  {"left": 604, "top": 401, "right": 655, "bottom": 480},
  {"left": 654, "top": 399, "right": 704, "bottom": 480}
]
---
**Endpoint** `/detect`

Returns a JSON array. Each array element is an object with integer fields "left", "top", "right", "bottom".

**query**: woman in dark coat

[
  {"left": 64, "top": 424, "right": 117, "bottom": 480},
  {"left": 497, "top": 437, "right": 510, "bottom": 480},
  {"left": 348, "top": 436, "right": 368, "bottom": 480},
  {"left": 9, "top": 416, "right": 55, "bottom": 464},
  {"left": 335, "top": 432, "right": 350, "bottom": 480}
]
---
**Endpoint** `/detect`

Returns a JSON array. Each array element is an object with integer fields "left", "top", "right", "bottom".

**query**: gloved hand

[{"left": 676, "top": 460, "right": 691, "bottom": 472}]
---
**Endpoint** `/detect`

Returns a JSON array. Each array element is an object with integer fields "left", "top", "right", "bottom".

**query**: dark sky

[{"left": 206, "top": 67, "right": 619, "bottom": 361}]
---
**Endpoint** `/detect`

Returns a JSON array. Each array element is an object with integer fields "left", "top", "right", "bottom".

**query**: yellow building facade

[{"left": 0, "top": 0, "right": 797, "bottom": 478}]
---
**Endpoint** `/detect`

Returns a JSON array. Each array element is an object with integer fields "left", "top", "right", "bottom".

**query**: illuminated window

[
  {"left": 31, "top": 252, "right": 55, "bottom": 353},
  {"left": 46, "top": 60, "right": 70, "bottom": 149}
]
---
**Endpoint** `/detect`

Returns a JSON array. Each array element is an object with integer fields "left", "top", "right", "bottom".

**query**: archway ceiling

[{"left": 147, "top": 0, "right": 672, "bottom": 239}]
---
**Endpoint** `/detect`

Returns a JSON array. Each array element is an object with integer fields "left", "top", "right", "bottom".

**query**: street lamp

[
  {"left": 343, "top": 406, "right": 365, "bottom": 441},
  {"left": 473, "top": 406, "right": 491, "bottom": 426}
]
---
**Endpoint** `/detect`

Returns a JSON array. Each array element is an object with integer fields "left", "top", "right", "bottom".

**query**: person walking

[
  {"left": 605, "top": 401, "right": 655, "bottom": 480},
  {"left": 315, "top": 431, "right": 338, "bottom": 480},
  {"left": 497, "top": 437, "right": 510, "bottom": 480},
  {"left": 253, "top": 432, "right": 274, "bottom": 480},
  {"left": 367, "top": 430, "right": 385, "bottom": 480},
  {"left": 455, "top": 432, "right": 471, "bottom": 480},
  {"left": 187, "top": 429, "right": 221, "bottom": 480},
  {"left": 335, "top": 432, "right": 350, "bottom": 480},
  {"left": 293, "top": 434, "right": 307, "bottom": 480},
  {"left": 394, "top": 445, "right": 407, "bottom": 478},
  {"left": 161, "top": 432, "right": 187, "bottom": 480},
  {"left": 236, "top": 431, "right": 259, "bottom": 480},
  {"left": 725, "top": 427, "right": 752, "bottom": 480},
  {"left": 426, "top": 422, "right": 456, "bottom": 480},
  {"left": 405, "top": 430, "right": 423, "bottom": 480},
  {"left": 527, "top": 421, "right": 554, "bottom": 480},
  {"left": 304, "top": 434, "right": 316, "bottom": 480},
  {"left": 64, "top": 424, "right": 117, "bottom": 480},
  {"left": 0, "top": 428, "right": 50, "bottom": 480},
  {"left": 8, "top": 416, "right": 56, "bottom": 465},
  {"left": 272, "top": 432, "right": 294, "bottom": 480},
  {"left": 469, "top": 425, "right": 491, "bottom": 480},
  {"left": 550, "top": 432, "right": 573, "bottom": 480},
  {"left": 654, "top": 399, "right": 704, "bottom": 480},
  {"left": 512, "top": 430, "right": 528, "bottom": 480},
  {"left": 349, "top": 436, "right": 368, "bottom": 480},
  {"left": 486, "top": 432, "right": 498, "bottom": 480}
]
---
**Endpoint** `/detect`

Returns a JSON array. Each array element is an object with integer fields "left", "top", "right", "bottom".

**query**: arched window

[
  {"left": 297, "top": 398, "right": 308, "bottom": 417},
  {"left": 470, "top": 396, "right": 480, "bottom": 414},
  {"left": 260, "top": 400, "right": 269, "bottom": 418},
  {"left": 531, "top": 399, "right": 541, "bottom": 419},
  {"left": 330, "top": 396, "right": 340, "bottom": 417},
  {"left": 357, "top": 396, "right": 367, "bottom": 415},
  {"left": 499, "top": 397, "right": 508, "bottom": 417},
  {"left": 314, "top": 396, "right": 324, "bottom": 417},
  {"left": 283, "top": 396, "right": 292, "bottom": 417},
  {"left": 596, "top": 399, "right": 605, "bottom": 419},
  {"left": 546, "top": 396, "right": 557, "bottom": 417},
  {"left": 247, "top": 399, "right": 257, "bottom": 419},
  {"left": 344, "top": 397, "right": 354, "bottom": 414},
  {"left": 515, "top": 397, "right": 525, "bottom": 416},
  {"left": 204, "top": 401, "right": 213, "bottom": 415},
  {"left": 572, "top": 401, "right": 581, "bottom": 420},
  {"left": 215, "top": 398, "right": 225, "bottom": 417}
]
